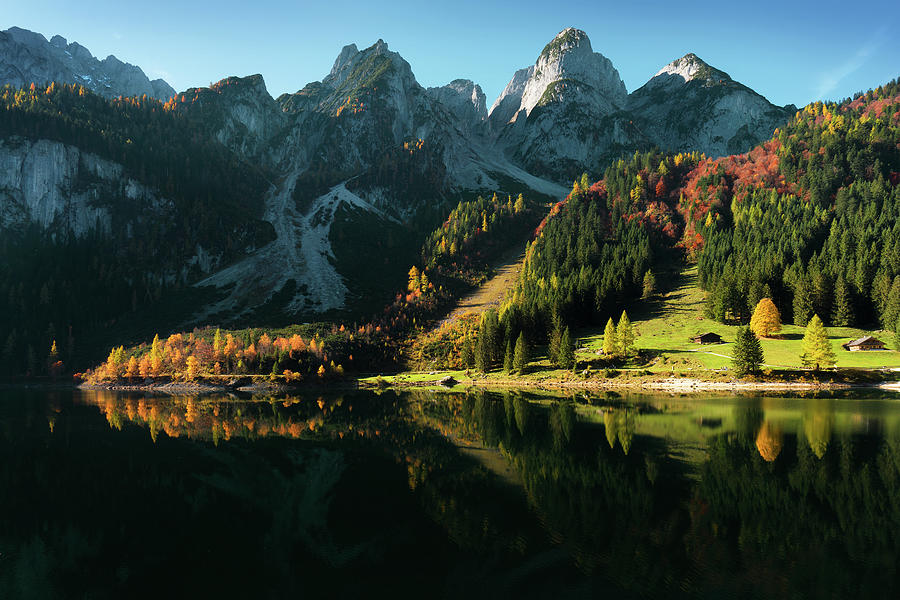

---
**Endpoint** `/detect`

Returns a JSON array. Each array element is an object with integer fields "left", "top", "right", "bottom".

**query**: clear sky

[{"left": 4, "top": 0, "right": 898, "bottom": 108}]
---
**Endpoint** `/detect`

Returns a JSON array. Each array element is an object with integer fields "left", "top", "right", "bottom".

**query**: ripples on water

[{"left": 1, "top": 388, "right": 899, "bottom": 599}]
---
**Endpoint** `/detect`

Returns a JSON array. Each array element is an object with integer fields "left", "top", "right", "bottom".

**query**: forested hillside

[
  {"left": 502, "top": 78, "right": 900, "bottom": 346},
  {"left": 0, "top": 83, "right": 273, "bottom": 375}
]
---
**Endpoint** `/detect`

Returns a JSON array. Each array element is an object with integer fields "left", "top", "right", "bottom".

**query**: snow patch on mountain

[{"left": 0, "top": 26, "right": 175, "bottom": 100}]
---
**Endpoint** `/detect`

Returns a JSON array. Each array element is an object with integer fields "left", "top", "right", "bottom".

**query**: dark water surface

[{"left": 2, "top": 388, "right": 899, "bottom": 599}]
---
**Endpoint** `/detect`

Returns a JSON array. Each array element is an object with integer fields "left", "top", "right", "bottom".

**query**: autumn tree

[
  {"left": 749, "top": 298, "right": 782, "bottom": 337},
  {"left": 185, "top": 355, "right": 200, "bottom": 380},
  {"left": 514, "top": 193, "right": 525, "bottom": 214},
  {"left": 408, "top": 266, "right": 421, "bottom": 293},
  {"left": 602, "top": 318, "right": 618, "bottom": 355},
  {"left": 800, "top": 314, "right": 836, "bottom": 371},
  {"left": 642, "top": 270, "right": 656, "bottom": 299},
  {"left": 732, "top": 327, "right": 764, "bottom": 377},
  {"left": 617, "top": 311, "right": 635, "bottom": 357}
]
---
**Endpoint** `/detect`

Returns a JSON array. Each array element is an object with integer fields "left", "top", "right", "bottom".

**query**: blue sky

[{"left": 4, "top": 0, "right": 898, "bottom": 108}]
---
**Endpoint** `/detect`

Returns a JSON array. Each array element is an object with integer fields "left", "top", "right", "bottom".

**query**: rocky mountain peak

[
  {"left": 652, "top": 53, "right": 730, "bottom": 85},
  {"left": 330, "top": 43, "right": 359, "bottom": 79},
  {"left": 426, "top": 78, "right": 487, "bottom": 132},
  {"left": 538, "top": 27, "right": 591, "bottom": 60},
  {"left": 0, "top": 26, "right": 175, "bottom": 101},
  {"left": 491, "top": 27, "right": 627, "bottom": 125}
]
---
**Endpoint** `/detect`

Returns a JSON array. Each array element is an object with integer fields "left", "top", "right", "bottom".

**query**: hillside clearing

[{"left": 576, "top": 266, "right": 900, "bottom": 372}]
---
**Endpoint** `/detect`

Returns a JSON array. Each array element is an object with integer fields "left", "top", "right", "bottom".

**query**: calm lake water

[{"left": 2, "top": 388, "right": 899, "bottom": 599}]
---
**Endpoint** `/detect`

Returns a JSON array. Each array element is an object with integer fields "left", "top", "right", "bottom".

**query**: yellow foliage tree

[
  {"left": 139, "top": 355, "right": 151, "bottom": 378},
  {"left": 125, "top": 356, "right": 139, "bottom": 379},
  {"left": 185, "top": 356, "right": 200, "bottom": 381},
  {"left": 749, "top": 298, "right": 782, "bottom": 337}
]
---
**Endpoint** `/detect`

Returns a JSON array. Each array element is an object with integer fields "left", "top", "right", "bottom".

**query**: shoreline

[
  {"left": 360, "top": 375, "right": 900, "bottom": 394},
  {"left": 4, "top": 373, "right": 894, "bottom": 396}
]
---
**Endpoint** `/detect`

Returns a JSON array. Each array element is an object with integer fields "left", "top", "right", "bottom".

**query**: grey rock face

[
  {"left": 426, "top": 79, "right": 487, "bottom": 135},
  {"left": 0, "top": 26, "right": 175, "bottom": 100},
  {"left": 488, "top": 27, "right": 632, "bottom": 181},
  {"left": 0, "top": 136, "right": 172, "bottom": 238},
  {"left": 628, "top": 53, "right": 795, "bottom": 157}
]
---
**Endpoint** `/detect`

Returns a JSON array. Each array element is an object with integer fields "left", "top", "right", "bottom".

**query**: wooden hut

[
  {"left": 692, "top": 332, "right": 723, "bottom": 345},
  {"left": 841, "top": 336, "right": 886, "bottom": 351}
]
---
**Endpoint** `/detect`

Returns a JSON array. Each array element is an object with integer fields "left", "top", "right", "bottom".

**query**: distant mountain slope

[
  {"left": 498, "top": 78, "right": 900, "bottom": 345},
  {"left": 0, "top": 26, "right": 174, "bottom": 100},
  {"left": 628, "top": 53, "right": 796, "bottom": 157},
  {"left": 489, "top": 28, "right": 640, "bottom": 182},
  {"left": 485, "top": 29, "right": 793, "bottom": 184}
]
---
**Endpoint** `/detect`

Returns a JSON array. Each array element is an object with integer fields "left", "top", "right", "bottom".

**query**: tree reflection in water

[{"left": 1, "top": 389, "right": 899, "bottom": 598}]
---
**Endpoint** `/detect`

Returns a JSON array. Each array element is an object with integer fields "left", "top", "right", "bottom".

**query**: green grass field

[{"left": 576, "top": 266, "right": 900, "bottom": 372}]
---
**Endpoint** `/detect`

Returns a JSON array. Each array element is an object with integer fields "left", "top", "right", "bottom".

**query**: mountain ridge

[{"left": 0, "top": 26, "right": 175, "bottom": 100}]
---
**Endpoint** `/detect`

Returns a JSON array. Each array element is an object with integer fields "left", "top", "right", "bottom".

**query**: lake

[{"left": 1, "top": 388, "right": 899, "bottom": 599}]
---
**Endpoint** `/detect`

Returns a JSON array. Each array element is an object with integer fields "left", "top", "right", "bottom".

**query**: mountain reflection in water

[{"left": 1, "top": 388, "right": 899, "bottom": 599}]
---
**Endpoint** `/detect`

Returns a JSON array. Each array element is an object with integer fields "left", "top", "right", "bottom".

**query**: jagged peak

[
  {"left": 3, "top": 26, "right": 47, "bottom": 46},
  {"left": 330, "top": 43, "right": 359, "bottom": 77},
  {"left": 539, "top": 27, "right": 591, "bottom": 60},
  {"left": 324, "top": 37, "right": 415, "bottom": 91},
  {"left": 653, "top": 53, "right": 730, "bottom": 83}
]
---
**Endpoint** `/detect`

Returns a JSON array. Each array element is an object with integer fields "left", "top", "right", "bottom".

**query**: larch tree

[
  {"left": 642, "top": 270, "right": 656, "bottom": 299},
  {"left": 514, "top": 193, "right": 525, "bottom": 214},
  {"left": 602, "top": 318, "right": 618, "bottom": 355},
  {"left": 800, "top": 314, "right": 836, "bottom": 371},
  {"left": 408, "top": 266, "right": 421, "bottom": 293},
  {"left": 617, "top": 311, "right": 635, "bottom": 357},
  {"left": 749, "top": 298, "right": 782, "bottom": 337}
]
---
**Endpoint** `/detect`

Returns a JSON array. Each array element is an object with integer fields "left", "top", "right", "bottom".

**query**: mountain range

[{"left": 0, "top": 25, "right": 798, "bottom": 363}]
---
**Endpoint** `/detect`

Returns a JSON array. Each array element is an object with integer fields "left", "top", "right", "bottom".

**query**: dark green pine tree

[
  {"left": 475, "top": 333, "right": 489, "bottom": 373},
  {"left": 461, "top": 337, "right": 475, "bottom": 368},
  {"left": 831, "top": 274, "right": 854, "bottom": 327},
  {"left": 732, "top": 326, "right": 764, "bottom": 377},
  {"left": 883, "top": 276, "right": 900, "bottom": 331},
  {"left": 513, "top": 332, "right": 529, "bottom": 374},
  {"left": 548, "top": 319, "right": 562, "bottom": 367},
  {"left": 792, "top": 276, "right": 814, "bottom": 327},
  {"left": 503, "top": 337, "right": 514, "bottom": 373},
  {"left": 559, "top": 326, "right": 575, "bottom": 371},
  {"left": 895, "top": 316, "right": 900, "bottom": 351}
]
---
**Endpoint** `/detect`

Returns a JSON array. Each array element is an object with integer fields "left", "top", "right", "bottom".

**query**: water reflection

[{"left": 2, "top": 389, "right": 900, "bottom": 598}]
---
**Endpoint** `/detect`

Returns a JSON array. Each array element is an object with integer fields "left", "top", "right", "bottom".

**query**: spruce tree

[
  {"left": 513, "top": 332, "right": 529, "bottom": 374},
  {"left": 602, "top": 318, "right": 618, "bottom": 355},
  {"left": 503, "top": 338, "right": 514, "bottom": 373},
  {"left": 793, "top": 277, "right": 814, "bottom": 326},
  {"left": 800, "top": 314, "right": 836, "bottom": 371},
  {"left": 475, "top": 333, "right": 489, "bottom": 373},
  {"left": 732, "top": 327, "right": 764, "bottom": 376},
  {"left": 460, "top": 337, "right": 474, "bottom": 368},
  {"left": 883, "top": 277, "right": 900, "bottom": 331},
  {"left": 559, "top": 327, "right": 575, "bottom": 370},
  {"left": 548, "top": 319, "right": 562, "bottom": 366},
  {"left": 895, "top": 316, "right": 900, "bottom": 352},
  {"left": 617, "top": 311, "right": 635, "bottom": 357},
  {"left": 831, "top": 274, "right": 854, "bottom": 327}
]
